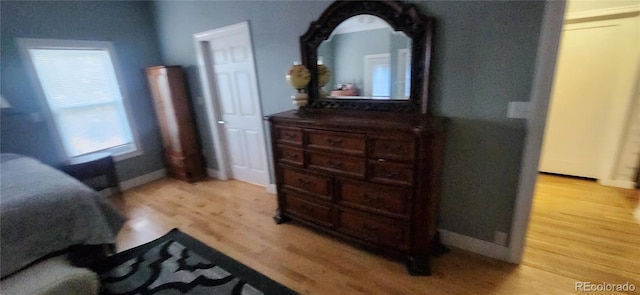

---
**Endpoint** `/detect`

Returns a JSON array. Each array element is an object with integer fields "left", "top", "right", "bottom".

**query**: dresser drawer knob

[
  {"left": 360, "top": 223, "right": 381, "bottom": 235},
  {"left": 327, "top": 160, "right": 343, "bottom": 169},
  {"left": 285, "top": 152, "right": 299, "bottom": 159},
  {"left": 297, "top": 178, "right": 312, "bottom": 187},
  {"left": 383, "top": 143, "right": 402, "bottom": 154},
  {"left": 362, "top": 193, "right": 382, "bottom": 206},
  {"left": 382, "top": 170, "right": 403, "bottom": 179},
  {"left": 325, "top": 137, "right": 343, "bottom": 146},
  {"left": 300, "top": 204, "right": 315, "bottom": 215},
  {"left": 282, "top": 132, "right": 297, "bottom": 140}
]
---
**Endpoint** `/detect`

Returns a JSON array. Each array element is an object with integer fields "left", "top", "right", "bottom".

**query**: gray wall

[
  {"left": 427, "top": 1, "right": 543, "bottom": 241},
  {"left": 151, "top": 0, "right": 545, "bottom": 243},
  {"left": 0, "top": 1, "right": 165, "bottom": 181}
]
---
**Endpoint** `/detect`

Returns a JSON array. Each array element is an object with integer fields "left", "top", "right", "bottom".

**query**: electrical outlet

[
  {"left": 494, "top": 231, "right": 508, "bottom": 246},
  {"left": 507, "top": 101, "right": 530, "bottom": 119}
]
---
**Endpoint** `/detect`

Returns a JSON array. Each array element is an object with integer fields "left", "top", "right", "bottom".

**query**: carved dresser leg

[
  {"left": 406, "top": 256, "right": 431, "bottom": 276},
  {"left": 273, "top": 212, "right": 291, "bottom": 224}
]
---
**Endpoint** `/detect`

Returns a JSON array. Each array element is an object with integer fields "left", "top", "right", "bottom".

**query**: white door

[
  {"left": 197, "top": 22, "right": 269, "bottom": 186},
  {"left": 397, "top": 48, "right": 411, "bottom": 99},
  {"left": 364, "top": 54, "right": 391, "bottom": 98},
  {"left": 539, "top": 14, "right": 640, "bottom": 179}
]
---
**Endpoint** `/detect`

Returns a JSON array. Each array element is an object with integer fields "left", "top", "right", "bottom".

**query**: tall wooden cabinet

[
  {"left": 146, "top": 65, "right": 205, "bottom": 182},
  {"left": 269, "top": 109, "right": 447, "bottom": 275}
]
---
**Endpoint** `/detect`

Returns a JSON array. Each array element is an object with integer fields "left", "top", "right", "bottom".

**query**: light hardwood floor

[{"left": 109, "top": 174, "right": 639, "bottom": 294}]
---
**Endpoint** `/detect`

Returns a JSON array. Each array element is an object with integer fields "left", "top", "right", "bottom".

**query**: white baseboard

[
  {"left": 266, "top": 184, "right": 276, "bottom": 194},
  {"left": 566, "top": 4, "right": 640, "bottom": 21},
  {"left": 439, "top": 229, "right": 510, "bottom": 261},
  {"left": 98, "top": 169, "right": 166, "bottom": 197},
  {"left": 206, "top": 169, "right": 272, "bottom": 191},
  {"left": 207, "top": 168, "right": 221, "bottom": 179},
  {"left": 120, "top": 169, "right": 166, "bottom": 191},
  {"left": 598, "top": 179, "right": 635, "bottom": 189}
]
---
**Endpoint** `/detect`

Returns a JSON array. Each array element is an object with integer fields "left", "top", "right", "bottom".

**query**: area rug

[{"left": 91, "top": 229, "right": 297, "bottom": 295}]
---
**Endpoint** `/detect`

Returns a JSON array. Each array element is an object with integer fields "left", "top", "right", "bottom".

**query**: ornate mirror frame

[{"left": 301, "top": 0, "right": 433, "bottom": 113}]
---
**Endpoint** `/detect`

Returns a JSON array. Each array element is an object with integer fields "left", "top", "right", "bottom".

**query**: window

[{"left": 18, "top": 39, "right": 140, "bottom": 160}]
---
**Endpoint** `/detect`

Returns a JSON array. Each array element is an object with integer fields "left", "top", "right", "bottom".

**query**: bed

[{"left": 0, "top": 153, "right": 126, "bottom": 293}]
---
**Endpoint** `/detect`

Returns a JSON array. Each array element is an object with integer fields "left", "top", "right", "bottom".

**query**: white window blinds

[{"left": 27, "top": 46, "right": 137, "bottom": 158}]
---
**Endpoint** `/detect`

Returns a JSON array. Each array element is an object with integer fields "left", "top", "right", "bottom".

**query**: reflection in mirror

[{"left": 317, "top": 14, "right": 411, "bottom": 100}]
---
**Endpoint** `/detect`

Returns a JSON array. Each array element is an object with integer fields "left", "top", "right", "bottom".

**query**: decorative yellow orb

[
  {"left": 286, "top": 64, "right": 311, "bottom": 90},
  {"left": 317, "top": 64, "right": 331, "bottom": 86}
]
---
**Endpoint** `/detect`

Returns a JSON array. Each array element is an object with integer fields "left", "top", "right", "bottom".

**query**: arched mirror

[
  {"left": 318, "top": 15, "right": 412, "bottom": 100},
  {"left": 301, "top": 0, "right": 433, "bottom": 113}
]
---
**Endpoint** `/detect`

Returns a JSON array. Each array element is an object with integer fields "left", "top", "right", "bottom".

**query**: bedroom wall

[
  {"left": 150, "top": 0, "right": 545, "bottom": 243},
  {"left": 426, "top": 1, "right": 543, "bottom": 242},
  {"left": 0, "top": 1, "right": 165, "bottom": 181}
]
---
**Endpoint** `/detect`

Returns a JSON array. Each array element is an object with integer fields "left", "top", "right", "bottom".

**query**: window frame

[{"left": 17, "top": 38, "right": 142, "bottom": 162}]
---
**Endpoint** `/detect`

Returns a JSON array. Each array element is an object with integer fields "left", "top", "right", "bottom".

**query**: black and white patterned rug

[{"left": 92, "top": 229, "right": 297, "bottom": 295}]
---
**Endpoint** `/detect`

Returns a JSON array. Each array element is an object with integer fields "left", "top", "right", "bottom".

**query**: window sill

[{"left": 113, "top": 149, "right": 143, "bottom": 162}]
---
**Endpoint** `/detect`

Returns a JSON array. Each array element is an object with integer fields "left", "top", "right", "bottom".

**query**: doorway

[
  {"left": 194, "top": 22, "right": 270, "bottom": 187},
  {"left": 363, "top": 53, "right": 391, "bottom": 97},
  {"left": 538, "top": 7, "right": 640, "bottom": 184},
  {"left": 526, "top": 4, "right": 640, "bottom": 283},
  {"left": 509, "top": 1, "right": 640, "bottom": 263}
]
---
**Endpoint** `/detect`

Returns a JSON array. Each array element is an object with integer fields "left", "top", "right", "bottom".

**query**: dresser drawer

[
  {"left": 282, "top": 168, "right": 331, "bottom": 200},
  {"left": 369, "top": 138, "right": 415, "bottom": 162},
  {"left": 337, "top": 209, "right": 408, "bottom": 250},
  {"left": 308, "top": 152, "right": 365, "bottom": 178},
  {"left": 277, "top": 145, "right": 303, "bottom": 166},
  {"left": 307, "top": 130, "right": 365, "bottom": 156},
  {"left": 283, "top": 192, "right": 333, "bottom": 227},
  {"left": 276, "top": 127, "right": 303, "bottom": 146},
  {"left": 369, "top": 160, "right": 414, "bottom": 187},
  {"left": 166, "top": 154, "right": 187, "bottom": 170},
  {"left": 337, "top": 178, "right": 410, "bottom": 217},
  {"left": 165, "top": 153, "right": 204, "bottom": 182}
]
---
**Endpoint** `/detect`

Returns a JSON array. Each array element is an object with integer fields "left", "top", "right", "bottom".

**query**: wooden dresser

[
  {"left": 146, "top": 65, "right": 205, "bottom": 182},
  {"left": 269, "top": 109, "right": 446, "bottom": 275}
]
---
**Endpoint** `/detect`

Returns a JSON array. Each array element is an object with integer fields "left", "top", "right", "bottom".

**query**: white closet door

[{"left": 539, "top": 14, "right": 639, "bottom": 179}]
